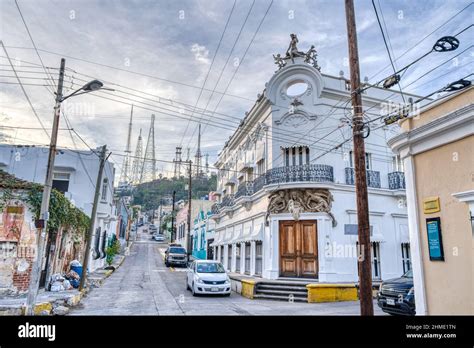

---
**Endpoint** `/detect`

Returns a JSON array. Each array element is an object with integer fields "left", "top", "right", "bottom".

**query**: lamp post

[{"left": 26, "top": 58, "right": 106, "bottom": 315}]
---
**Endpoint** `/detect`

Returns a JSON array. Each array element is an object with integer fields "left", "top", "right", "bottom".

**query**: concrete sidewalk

[{"left": 0, "top": 253, "right": 127, "bottom": 316}]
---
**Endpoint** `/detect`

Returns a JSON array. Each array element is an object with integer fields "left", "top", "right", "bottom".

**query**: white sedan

[{"left": 186, "top": 260, "right": 231, "bottom": 296}]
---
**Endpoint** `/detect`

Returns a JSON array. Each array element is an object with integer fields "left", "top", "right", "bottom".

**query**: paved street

[{"left": 70, "top": 230, "right": 384, "bottom": 316}]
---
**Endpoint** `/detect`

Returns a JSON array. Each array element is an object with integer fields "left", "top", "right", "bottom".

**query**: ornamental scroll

[{"left": 266, "top": 189, "right": 337, "bottom": 227}]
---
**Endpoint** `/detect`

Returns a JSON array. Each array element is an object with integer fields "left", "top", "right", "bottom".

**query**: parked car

[
  {"left": 153, "top": 234, "right": 165, "bottom": 242},
  {"left": 186, "top": 260, "right": 231, "bottom": 297},
  {"left": 377, "top": 269, "right": 415, "bottom": 316},
  {"left": 164, "top": 245, "right": 188, "bottom": 267}
]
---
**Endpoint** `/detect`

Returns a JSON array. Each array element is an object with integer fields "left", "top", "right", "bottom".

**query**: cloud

[
  {"left": 190, "top": 43, "right": 210, "bottom": 65},
  {"left": 0, "top": 0, "right": 472, "bottom": 180}
]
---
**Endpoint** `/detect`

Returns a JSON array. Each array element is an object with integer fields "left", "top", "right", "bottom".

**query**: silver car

[{"left": 186, "top": 260, "right": 231, "bottom": 296}]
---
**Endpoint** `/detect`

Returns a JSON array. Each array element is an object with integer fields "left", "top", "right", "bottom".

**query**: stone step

[
  {"left": 253, "top": 294, "right": 307, "bottom": 302},
  {"left": 256, "top": 289, "right": 307, "bottom": 297},
  {"left": 257, "top": 284, "right": 308, "bottom": 292}
]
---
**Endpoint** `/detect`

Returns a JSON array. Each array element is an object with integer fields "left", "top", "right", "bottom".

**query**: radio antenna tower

[
  {"left": 194, "top": 123, "right": 203, "bottom": 177},
  {"left": 131, "top": 128, "right": 143, "bottom": 185},
  {"left": 119, "top": 105, "right": 134, "bottom": 184},
  {"left": 173, "top": 146, "right": 182, "bottom": 178},
  {"left": 140, "top": 114, "right": 156, "bottom": 183}
]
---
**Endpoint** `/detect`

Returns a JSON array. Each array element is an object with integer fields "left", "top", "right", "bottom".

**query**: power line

[
  {"left": 368, "top": 2, "right": 473, "bottom": 82},
  {"left": 178, "top": 0, "right": 237, "bottom": 146},
  {"left": 185, "top": 0, "right": 256, "bottom": 148},
  {"left": 0, "top": 41, "right": 50, "bottom": 138},
  {"left": 196, "top": 0, "right": 274, "bottom": 149},
  {"left": 372, "top": 0, "right": 406, "bottom": 104}
]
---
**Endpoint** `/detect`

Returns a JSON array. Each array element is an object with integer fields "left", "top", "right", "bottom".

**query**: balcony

[
  {"left": 211, "top": 203, "right": 221, "bottom": 215},
  {"left": 266, "top": 164, "right": 334, "bottom": 185},
  {"left": 253, "top": 175, "right": 266, "bottom": 193},
  {"left": 235, "top": 181, "right": 254, "bottom": 199},
  {"left": 345, "top": 167, "right": 381, "bottom": 188},
  {"left": 221, "top": 194, "right": 235, "bottom": 208},
  {"left": 388, "top": 171, "right": 406, "bottom": 190}
]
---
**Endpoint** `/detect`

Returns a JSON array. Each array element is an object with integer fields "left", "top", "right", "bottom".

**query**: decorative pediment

[{"left": 266, "top": 188, "right": 337, "bottom": 227}]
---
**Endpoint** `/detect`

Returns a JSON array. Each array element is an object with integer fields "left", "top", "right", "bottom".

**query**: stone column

[
  {"left": 250, "top": 241, "right": 256, "bottom": 276},
  {"left": 240, "top": 242, "right": 246, "bottom": 275},
  {"left": 231, "top": 244, "right": 236, "bottom": 272},
  {"left": 223, "top": 245, "right": 228, "bottom": 270}
]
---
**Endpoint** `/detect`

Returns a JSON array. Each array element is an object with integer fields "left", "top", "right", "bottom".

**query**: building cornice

[{"left": 388, "top": 104, "right": 474, "bottom": 157}]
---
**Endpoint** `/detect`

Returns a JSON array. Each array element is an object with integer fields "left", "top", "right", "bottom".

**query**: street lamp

[
  {"left": 26, "top": 58, "right": 108, "bottom": 315},
  {"left": 60, "top": 79, "right": 112, "bottom": 101}
]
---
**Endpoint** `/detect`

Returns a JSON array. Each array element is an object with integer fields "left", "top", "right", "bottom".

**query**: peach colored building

[{"left": 389, "top": 87, "right": 473, "bottom": 315}]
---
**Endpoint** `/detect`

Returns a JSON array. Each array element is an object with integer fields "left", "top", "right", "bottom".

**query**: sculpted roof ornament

[{"left": 273, "top": 34, "right": 321, "bottom": 71}]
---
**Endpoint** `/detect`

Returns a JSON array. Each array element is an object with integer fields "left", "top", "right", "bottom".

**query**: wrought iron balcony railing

[
  {"left": 388, "top": 171, "right": 406, "bottom": 190},
  {"left": 266, "top": 164, "right": 334, "bottom": 185},
  {"left": 211, "top": 203, "right": 221, "bottom": 215},
  {"left": 345, "top": 167, "right": 381, "bottom": 188},
  {"left": 253, "top": 175, "right": 266, "bottom": 193},
  {"left": 235, "top": 181, "right": 254, "bottom": 199},
  {"left": 221, "top": 194, "right": 235, "bottom": 208}
]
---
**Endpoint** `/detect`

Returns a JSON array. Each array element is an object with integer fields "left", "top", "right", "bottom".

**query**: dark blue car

[{"left": 377, "top": 269, "right": 415, "bottom": 316}]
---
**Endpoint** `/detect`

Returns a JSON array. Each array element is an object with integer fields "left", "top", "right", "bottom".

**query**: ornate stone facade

[{"left": 267, "top": 188, "right": 336, "bottom": 226}]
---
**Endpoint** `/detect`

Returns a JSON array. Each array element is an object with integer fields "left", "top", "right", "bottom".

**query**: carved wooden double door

[{"left": 279, "top": 220, "right": 318, "bottom": 278}]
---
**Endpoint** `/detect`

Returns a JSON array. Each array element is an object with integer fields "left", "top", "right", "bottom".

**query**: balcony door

[{"left": 279, "top": 220, "right": 318, "bottom": 278}]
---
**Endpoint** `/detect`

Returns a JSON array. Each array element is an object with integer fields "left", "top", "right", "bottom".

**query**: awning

[
  {"left": 231, "top": 225, "right": 243, "bottom": 244},
  {"left": 400, "top": 226, "right": 410, "bottom": 244},
  {"left": 210, "top": 231, "right": 223, "bottom": 246},
  {"left": 249, "top": 223, "right": 264, "bottom": 241}
]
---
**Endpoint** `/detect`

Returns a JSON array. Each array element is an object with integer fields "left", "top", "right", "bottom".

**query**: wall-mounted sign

[
  {"left": 344, "top": 224, "right": 374, "bottom": 235},
  {"left": 423, "top": 197, "right": 440, "bottom": 214},
  {"left": 426, "top": 217, "right": 444, "bottom": 261}
]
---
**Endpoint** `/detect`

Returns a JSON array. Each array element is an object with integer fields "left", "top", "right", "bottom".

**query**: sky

[{"left": 0, "top": 0, "right": 472, "bottom": 180}]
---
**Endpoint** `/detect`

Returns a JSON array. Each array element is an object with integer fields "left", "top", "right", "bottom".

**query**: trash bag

[
  {"left": 63, "top": 279, "right": 73, "bottom": 290},
  {"left": 69, "top": 278, "right": 80, "bottom": 288},
  {"left": 70, "top": 260, "right": 82, "bottom": 267},
  {"left": 50, "top": 281, "right": 65, "bottom": 292}
]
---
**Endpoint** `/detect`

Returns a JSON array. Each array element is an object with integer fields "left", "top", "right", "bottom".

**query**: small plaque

[{"left": 423, "top": 197, "right": 440, "bottom": 214}]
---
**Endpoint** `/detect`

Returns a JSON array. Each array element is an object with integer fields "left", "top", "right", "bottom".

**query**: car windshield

[
  {"left": 196, "top": 263, "right": 225, "bottom": 273},
  {"left": 403, "top": 269, "right": 413, "bottom": 278},
  {"left": 169, "top": 247, "right": 186, "bottom": 254}
]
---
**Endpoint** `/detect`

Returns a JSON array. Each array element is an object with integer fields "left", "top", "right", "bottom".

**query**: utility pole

[
  {"left": 158, "top": 203, "right": 163, "bottom": 234},
  {"left": 345, "top": 0, "right": 374, "bottom": 316},
  {"left": 79, "top": 145, "right": 108, "bottom": 291},
  {"left": 26, "top": 58, "right": 65, "bottom": 315},
  {"left": 186, "top": 161, "right": 192, "bottom": 257},
  {"left": 171, "top": 190, "right": 176, "bottom": 242}
]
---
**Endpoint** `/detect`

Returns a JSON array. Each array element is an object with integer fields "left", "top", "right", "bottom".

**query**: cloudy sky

[{"left": 0, "top": 0, "right": 472, "bottom": 179}]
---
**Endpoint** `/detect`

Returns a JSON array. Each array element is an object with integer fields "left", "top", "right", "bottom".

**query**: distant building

[
  {"left": 191, "top": 208, "right": 215, "bottom": 260},
  {"left": 175, "top": 199, "right": 213, "bottom": 252},
  {"left": 0, "top": 144, "right": 116, "bottom": 272},
  {"left": 389, "top": 87, "right": 473, "bottom": 315}
]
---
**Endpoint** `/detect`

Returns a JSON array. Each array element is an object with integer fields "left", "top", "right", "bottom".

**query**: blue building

[{"left": 191, "top": 208, "right": 215, "bottom": 260}]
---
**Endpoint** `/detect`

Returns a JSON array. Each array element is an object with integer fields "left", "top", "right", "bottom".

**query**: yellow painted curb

[
  {"left": 24, "top": 302, "right": 52, "bottom": 315},
  {"left": 241, "top": 279, "right": 256, "bottom": 299},
  {"left": 306, "top": 283, "right": 358, "bottom": 303}
]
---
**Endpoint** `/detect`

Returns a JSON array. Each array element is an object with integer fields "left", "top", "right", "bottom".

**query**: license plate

[
  {"left": 211, "top": 287, "right": 219, "bottom": 292},
  {"left": 386, "top": 298, "right": 395, "bottom": 306}
]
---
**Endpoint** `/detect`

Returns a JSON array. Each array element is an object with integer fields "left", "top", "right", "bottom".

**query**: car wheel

[
  {"left": 186, "top": 279, "right": 190, "bottom": 291},
  {"left": 191, "top": 282, "right": 197, "bottom": 297}
]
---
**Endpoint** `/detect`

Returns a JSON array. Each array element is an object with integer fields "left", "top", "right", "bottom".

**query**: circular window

[{"left": 286, "top": 80, "right": 309, "bottom": 97}]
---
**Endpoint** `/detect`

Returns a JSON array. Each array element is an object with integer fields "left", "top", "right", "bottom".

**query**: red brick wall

[{"left": 12, "top": 257, "right": 34, "bottom": 292}]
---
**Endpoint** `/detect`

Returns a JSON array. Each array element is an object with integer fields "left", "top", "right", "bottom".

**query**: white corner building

[{"left": 210, "top": 35, "right": 420, "bottom": 283}]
